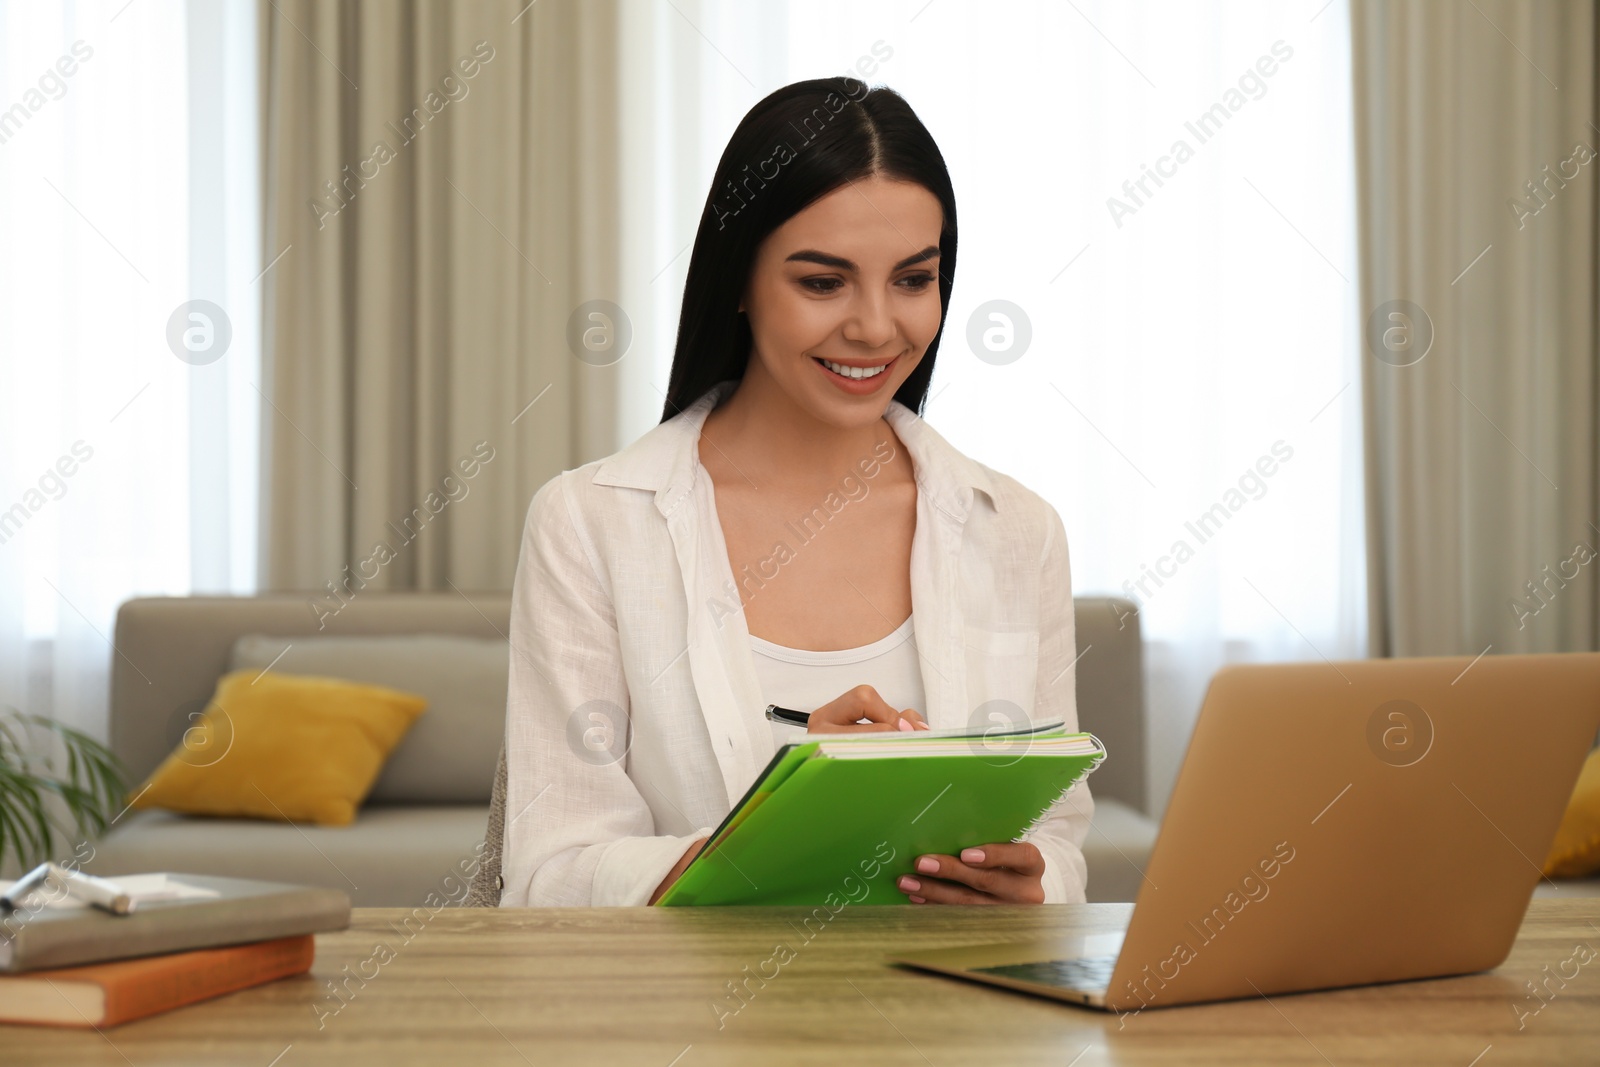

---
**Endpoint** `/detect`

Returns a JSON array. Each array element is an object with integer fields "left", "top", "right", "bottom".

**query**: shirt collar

[{"left": 591, "top": 378, "right": 999, "bottom": 521}]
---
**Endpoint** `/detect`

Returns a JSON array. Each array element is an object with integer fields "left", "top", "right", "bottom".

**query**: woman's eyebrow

[{"left": 784, "top": 245, "right": 941, "bottom": 272}]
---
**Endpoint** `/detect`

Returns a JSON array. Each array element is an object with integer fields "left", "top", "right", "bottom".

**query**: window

[{"left": 0, "top": 0, "right": 260, "bottom": 735}]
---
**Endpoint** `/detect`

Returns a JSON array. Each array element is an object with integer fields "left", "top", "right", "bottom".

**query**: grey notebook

[{"left": 0, "top": 872, "right": 351, "bottom": 972}]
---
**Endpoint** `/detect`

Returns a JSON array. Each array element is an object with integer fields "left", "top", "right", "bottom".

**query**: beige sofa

[{"left": 90, "top": 593, "right": 1159, "bottom": 906}]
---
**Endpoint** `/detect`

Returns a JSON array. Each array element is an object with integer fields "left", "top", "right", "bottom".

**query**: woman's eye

[{"left": 799, "top": 274, "right": 933, "bottom": 294}]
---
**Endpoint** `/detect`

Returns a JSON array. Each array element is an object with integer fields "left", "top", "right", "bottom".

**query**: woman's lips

[{"left": 812, "top": 354, "right": 896, "bottom": 394}]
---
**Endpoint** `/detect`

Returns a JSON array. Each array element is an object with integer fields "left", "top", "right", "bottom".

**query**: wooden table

[{"left": 9, "top": 900, "right": 1599, "bottom": 1065}]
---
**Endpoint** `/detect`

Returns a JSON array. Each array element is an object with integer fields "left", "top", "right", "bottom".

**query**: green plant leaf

[
  {"left": 0, "top": 765, "right": 51, "bottom": 870},
  {"left": 0, "top": 707, "right": 127, "bottom": 870}
]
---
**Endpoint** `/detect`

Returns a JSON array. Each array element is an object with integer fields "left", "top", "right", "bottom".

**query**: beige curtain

[
  {"left": 258, "top": 0, "right": 627, "bottom": 596},
  {"left": 1352, "top": 0, "right": 1597, "bottom": 657}
]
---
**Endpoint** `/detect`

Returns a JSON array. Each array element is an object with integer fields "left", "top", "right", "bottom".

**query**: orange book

[{"left": 0, "top": 934, "right": 314, "bottom": 1028}]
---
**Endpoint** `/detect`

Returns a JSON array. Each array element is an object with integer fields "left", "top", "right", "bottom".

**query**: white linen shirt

[{"left": 499, "top": 378, "right": 1095, "bottom": 907}]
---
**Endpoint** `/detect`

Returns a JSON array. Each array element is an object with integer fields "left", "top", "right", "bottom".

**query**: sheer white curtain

[
  {"left": 0, "top": 0, "right": 259, "bottom": 738},
  {"left": 620, "top": 0, "right": 1365, "bottom": 816}
]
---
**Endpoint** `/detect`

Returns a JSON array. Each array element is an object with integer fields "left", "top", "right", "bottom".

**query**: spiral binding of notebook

[{"left": 1016, "top": 733, "right": 1106, "bottom": 840}]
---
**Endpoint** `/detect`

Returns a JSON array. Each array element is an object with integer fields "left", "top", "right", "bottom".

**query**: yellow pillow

[
  {"left": 132, "top": 669, "right": 428, "bottom": 827},
  {"left": 1544, "top": 747, "right": 1600, "bottom": 879}
]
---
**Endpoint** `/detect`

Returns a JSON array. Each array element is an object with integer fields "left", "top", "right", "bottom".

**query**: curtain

[
  {"left": 627, "top": 1, "right": 1367, "bottom": 817},
  {"left": 258, "top": 0, "right": 633, "bottom": 598},
  {"left": 1351, "top": 0, "right": 1597, "bottom": 658},
  {"left": 0, "top": 0, "right": 260, "bottom": 738}
]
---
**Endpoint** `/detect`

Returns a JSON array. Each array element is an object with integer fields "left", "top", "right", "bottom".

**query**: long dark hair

[{"left": 659, "top": 77, "right": 957, "bottom": 423}]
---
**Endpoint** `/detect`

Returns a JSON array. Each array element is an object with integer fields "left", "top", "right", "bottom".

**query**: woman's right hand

[
  {"left": 650, "top": 835, "right": 708, "bottom": 905},
  {"left": 806, "top": 685, "right": 931, "bottom": 735}
]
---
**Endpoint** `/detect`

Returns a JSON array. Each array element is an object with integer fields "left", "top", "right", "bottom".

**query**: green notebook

[{"left": 655, "top": 720, "right": 1105, "bottom": 906}]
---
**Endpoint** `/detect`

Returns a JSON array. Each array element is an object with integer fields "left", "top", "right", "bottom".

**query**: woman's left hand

[{"left": 895, "top": 842, "right": 1045, "bottom": 904}]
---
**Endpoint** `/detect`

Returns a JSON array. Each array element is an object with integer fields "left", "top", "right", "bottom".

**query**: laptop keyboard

[{"left": 971, "top": 953, "right": 1118, "bottom": 993}]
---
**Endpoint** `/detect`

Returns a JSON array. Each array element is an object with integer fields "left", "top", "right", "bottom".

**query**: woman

[{"left": 500, "top": 77, "right": 1093, "bottom": 908}]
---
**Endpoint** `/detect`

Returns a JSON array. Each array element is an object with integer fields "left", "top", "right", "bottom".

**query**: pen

[
  {"left": 45, "top": 864, "right": 133, "bottom": 916},
  {"left": 763, "top": 704, "right": 930, "bottom": 731},
  {"left": 764, "top": 704, "right": 812, "bottom": 728},
  {"left": 0, "top": 861, "right": 52, "bottom": 911}
]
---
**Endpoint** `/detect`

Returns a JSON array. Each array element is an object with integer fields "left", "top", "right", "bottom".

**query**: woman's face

[{"left": 740, "top": 175, "right": 945, "bottom": 427}]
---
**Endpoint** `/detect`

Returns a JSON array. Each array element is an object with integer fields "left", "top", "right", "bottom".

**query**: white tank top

[{"left": 750, "top": 615, "right": 928, "bottom": 749}]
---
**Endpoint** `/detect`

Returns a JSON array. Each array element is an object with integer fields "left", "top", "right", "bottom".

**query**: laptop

[{"left": 889, "top": 652, "right": 1600, "bottom": 1015}]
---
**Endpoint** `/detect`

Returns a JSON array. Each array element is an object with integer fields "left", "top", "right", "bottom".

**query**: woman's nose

[{"left": 842, "top": 292, "right": 896, "bottom": 348}]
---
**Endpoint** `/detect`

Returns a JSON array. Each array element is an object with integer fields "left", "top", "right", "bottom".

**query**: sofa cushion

[
  {"left": 1545, "top": 746, "right": 1600, "bottom": 878},
  {"left": 133, "top": 669, "right": 428, "bottom": 825},
  {"left": 231, "top": 634, "right": 508, "bottom": 804},
  {"left": 86, "top": 806, "right": 489, "bottom": 908}
]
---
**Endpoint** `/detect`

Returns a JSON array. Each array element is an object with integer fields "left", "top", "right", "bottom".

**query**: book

[
  {"left": 655, "top": 719, "right": 1104, "bottom": 906},
  {"left": 0, "top": 872, "right": 349, "bottom": 973},
  {"left": 0, "top": 934, "right": 315, "bottom": 1027}
]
